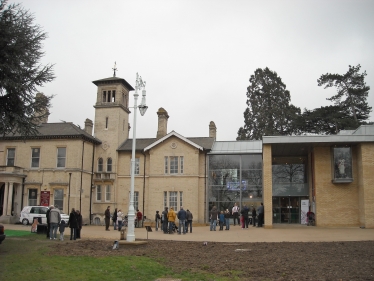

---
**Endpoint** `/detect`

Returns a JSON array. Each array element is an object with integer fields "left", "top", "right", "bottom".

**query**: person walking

[
  {"left": 257, "top": 202, "right": 264, "bottom": 227},
  {"left": 112, "top": 208, "right": 118, "bottom": 230},
  {"left": 59, "top": 220, "right": 66, "bottom": 241},
  {"left": 219, "top": 211, "right": 225, "bottom": 231},
  {"left": 49, "top": 205, "right": 61, "bottom": 240},
  {"left": 167, "top": 207, "right": 176, "bottom": 234},
  {"left": 68, "top": 208, "right": 78, "bottom": 240},
  {"left": 251, "top": 205, "right": 257, "bottom": 227},
  {"left": 177, "top": 206, "right": 187, "bottom": 234},
  {"left": 162, "top": 207, "right": 169, "bottom": 234},
  {"left": 75, "top": 210, "right": 82, "bottom": 239},
  {"left": 241, "top": 204, "right": 249, "bottom": 228},
  {"left": 104, "top": 206, "right": 111, "bottom": 231},
  {"left": 232, "top": 203, "right": 240, "bottom": 226},
  {"left": 155, "top": 210, "right": 161, "bottom": 231},
  {"left": 186, "top": 209, "right": 193, "bottom": 233},
  {"left": 117, "top": 209, "right": 124, "bottom": 231},
  {"left": 209, "top": 206, "right": 218, "bottom": 231},
  {"left": 224, "top": 209, "right": 231, "bottom": 230}
]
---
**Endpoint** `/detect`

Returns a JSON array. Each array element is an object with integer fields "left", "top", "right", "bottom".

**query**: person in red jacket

[{"left": 136, "top": 209, "right": 142, "bottom": 228}]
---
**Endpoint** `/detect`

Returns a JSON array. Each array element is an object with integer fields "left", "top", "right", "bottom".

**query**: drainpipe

[
  {"left": 68, "top": 172, "right": 72, "bottom": 213},
  {"left": 205, "top": 153, "right": 207, "bottom": 224},
  {"left": 80, "top": 141, "right": 85, "bottom": 212},
  {"left": 142, "top": 151, "right": 146, "bottom": 219},
  {"left": 21, "top": 177, "right": 25, "bottom": 211},
  {"left": 89, "top": 142, "right": 95, "bottom": 225}
]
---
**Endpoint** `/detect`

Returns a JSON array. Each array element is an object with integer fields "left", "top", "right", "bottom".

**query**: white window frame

[
  {"left": 98, "top": 158, "right": 103, "bottom": 172},
  {"left": 28, "top": 188, "right": 38, "bottom": 206},
  {"left": 7, "top": 148, "right": 15, "bottom": 166},
  {"left": 56, "top": 147, "right": 66, "bottom": 168},
  {"left": 105, "top": 185, "right": 111, "bottom": 202},
  {"left": 54, "top": 188, "right": 64, "bottom": 211},
  {"left": 31, "top": 148, "right": 40, "bottom": 168},
  {"left": 130, "top": 158, "right": 140, "bottom": 175},
  {"left": 164, "top": 156, "right": 184, "bottom": 174},
  {"left": 96, "top": 185, "right": 102, "bottom": 201},
  {"left": 170, "top": 156, "right": 178, "bottom": 174},
  {"left": 107, "top": 158, "right": 112, "bottom": 172}
]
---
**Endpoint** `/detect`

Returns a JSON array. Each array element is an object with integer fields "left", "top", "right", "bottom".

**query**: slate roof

[
  {"left": 0, "top": 123, "right": 101, "bottom": 144},
  {"left": 118, "top": 136, "right": 215, "bottom": 152},
  {"left": 92, "top": 77, "right": 134, "bottom": 91}
]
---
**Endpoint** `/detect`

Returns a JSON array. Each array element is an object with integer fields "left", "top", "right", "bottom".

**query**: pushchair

[
  {"left": 167, "top": 222, "right": 178, "bottom": 234},
  {"left": 307, "top": 211, "right": 315, "bottom": 226}
]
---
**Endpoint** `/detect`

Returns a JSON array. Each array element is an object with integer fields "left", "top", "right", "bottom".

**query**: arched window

[
  {"left": 98, "top": 158, "right": 103, "bottom": 172},
  {"left": 107, "top": 158, "right": 112, "bottom": 172}
]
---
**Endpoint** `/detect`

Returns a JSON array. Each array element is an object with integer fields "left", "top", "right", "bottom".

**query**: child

[
  {"left": 240, "top": 214, "right": 245, "bottom": 229},
  {"left": 59, "top": 220, "right": 66, "bottom": 241},
  {"left": 219, "top": 211, "right": 225, "bottom": 231},
  {"left": 155, "top": 210, "right": 161, "bottom": 231}
]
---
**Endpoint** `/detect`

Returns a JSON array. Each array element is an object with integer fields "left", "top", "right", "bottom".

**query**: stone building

[{"left": 1, "top": 73, "right": 373, "bottom": 229}]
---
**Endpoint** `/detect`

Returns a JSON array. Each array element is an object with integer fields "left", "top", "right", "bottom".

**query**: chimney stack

[
  {"left": 209, "top": 121, "right": 216, "bottom": 140},
  {"left": 156, "top": 107, "right": 169, "bottom": 139},
  {"left": 84, "top": 118, "right": 93, "bottom": 135}
]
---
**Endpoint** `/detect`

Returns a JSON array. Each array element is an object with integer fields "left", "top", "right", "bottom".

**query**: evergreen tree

[
  {"left": 317, "top": 64, "right": 371, "bottom": 128},
  {"left": 237, "top": 67, "right": 300, "bottom": 140},
  {"left": 0, "top": 0, "right": 54, "bottom": 136}
]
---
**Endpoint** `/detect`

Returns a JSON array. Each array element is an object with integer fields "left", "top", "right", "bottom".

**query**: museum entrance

[{"left": 272, "top": 196, "right": 308, "bottom": 224}]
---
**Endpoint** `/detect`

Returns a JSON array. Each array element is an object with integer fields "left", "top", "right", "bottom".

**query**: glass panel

[
  {"left": 54, "top": 189, "right": 64, "bottom": 211},
  {"left": 333, "top": 147, "right": 353, "bottom": 182},
  {"left": 7, "top": 148, "right": 15, "bottom": 166},
  {"left": 96, "top": 185, "right": 101, "bottom": 201},
  {"left": 272, "top": 157, "right": 308, "bottom": 196},
  {"left": 169, "top": 191, "right": 177, "bottom": 210},
  {"left": 28, "top": 189, "right": 38, "bottom": 206},
  {"left": 98, "top": 158, "right": 103, "bottom": 172},
  {"left": 180, "top": 156, "right": 184, "bottom": 174},
  {"left": 170, "top": 156, "right": 178, "bottom": 174},
  {"left": 31, "top": 148, "right": 40, "bottom": 168},
  {"left": 105, "top": 185, "right": 111, "bottom": 201},
  {"left": 280, "top": 197, "right": 290, "bottom": 223},
  {"left": 57, "top": 148, "right": 66, "bottom": 168},
  {"left": 107, "top": 158, "right": 112, "bottom": 172},
  {"left": 272, "top": 197, "right": 281, "bottom": 223},
  {"left": 164, "top": 157, "right": 168, "bottom": 174}
]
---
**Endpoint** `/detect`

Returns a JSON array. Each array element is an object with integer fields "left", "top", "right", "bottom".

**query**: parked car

[
  {"left": 19, "top": 206, "right": 69, "bottom": 225},
  {"left": 0, "top": 224, "right": 5, "bottom": 244}
]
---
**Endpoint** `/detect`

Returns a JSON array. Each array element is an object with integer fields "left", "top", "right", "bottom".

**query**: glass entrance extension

[{"left": 272, "top": 196, "right": 309, "bottom": 224}]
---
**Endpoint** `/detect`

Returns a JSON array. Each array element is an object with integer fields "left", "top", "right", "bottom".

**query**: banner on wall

[
  {"left": 40, "top": 191, "right": 50, "bottom": 207},
  {"left": 300, "top": 200, "right": 309, "bottom": 225}
]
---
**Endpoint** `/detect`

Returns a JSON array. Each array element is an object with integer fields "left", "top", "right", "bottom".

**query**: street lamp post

[{"left": 127, "top": 73, "right": 148, "bottom": 242}]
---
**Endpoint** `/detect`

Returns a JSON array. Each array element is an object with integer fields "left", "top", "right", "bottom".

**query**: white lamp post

[{"left": 127, "top": 73, "right": 148, "bottom": 242}]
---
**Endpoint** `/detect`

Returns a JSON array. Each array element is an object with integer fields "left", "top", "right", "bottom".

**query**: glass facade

[{"left": 208, "top": 154, "right": 262, "bottom": 216}]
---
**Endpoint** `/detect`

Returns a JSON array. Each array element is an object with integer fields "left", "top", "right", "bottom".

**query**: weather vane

[
  {"left": 136, "top": 72, "right": 146, "bottom": 90},
  {"left": 112, "top": 62, "right": 117, "bottom": 77}
]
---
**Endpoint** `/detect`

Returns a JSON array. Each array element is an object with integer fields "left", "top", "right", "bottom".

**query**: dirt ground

[{"left": 49, "top": 239, "right": 374, "bottom": 281}]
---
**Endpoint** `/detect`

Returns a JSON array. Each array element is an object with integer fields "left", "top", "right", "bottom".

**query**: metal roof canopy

[{"left": 209, "top": 141, "right": 262, "bottom": 154}]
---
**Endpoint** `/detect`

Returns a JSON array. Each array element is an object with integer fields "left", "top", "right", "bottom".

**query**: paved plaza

[{"left": 5, "top": 223, "right": 374, "bottom": 243}]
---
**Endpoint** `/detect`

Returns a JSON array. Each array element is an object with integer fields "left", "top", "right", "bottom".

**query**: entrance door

[{"left": 272, "top": 197, "right": 307, "bottom": 224}]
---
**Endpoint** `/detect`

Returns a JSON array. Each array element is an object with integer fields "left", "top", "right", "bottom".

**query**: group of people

[
  {"left": 159, "top": 206, "right": 193, "bottom": 235},
  {"left": 46, "top": 205, "right": 82, "bottom": 241},
  {"left": 105, "top": 206, "right": 143, "bottom": 231},
  {"left": 209, "top": 202, "right": 264, "bottom": 231}
]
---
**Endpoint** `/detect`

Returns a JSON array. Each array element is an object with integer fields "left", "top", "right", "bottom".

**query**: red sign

[{"left": 40, "top": 191, "right": 50, "bottom": 206}]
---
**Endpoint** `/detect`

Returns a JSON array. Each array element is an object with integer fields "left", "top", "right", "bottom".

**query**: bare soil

[{"left": 49, "top": 239, "right": 374, "bottom": 281}]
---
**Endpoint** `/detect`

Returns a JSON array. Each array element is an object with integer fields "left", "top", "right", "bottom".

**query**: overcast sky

[{"left": 16, "top": 0, "right": 374, "bottom": 141}]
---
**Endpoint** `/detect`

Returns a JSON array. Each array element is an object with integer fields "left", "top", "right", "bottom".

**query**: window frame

[
  {"left": 56, "top": 147, "right": 66, "bottom": 168},
  {"left": 105, "top": 185, "right": 111, "bottom": 202},
  {"left": 96, "top": 185, "right": 102, "bottom": 201},
  {"left": 107, "top": 158, "right": 112, "bottom": 172},
  {"left": 6, "top": 148, "right": 15, "bottom": 166},
  {"left": 31, "top": 147, "right": 40, "bottom": 168},
  {"left": 98, "top": 158, "right": 103, "bottom": 172}
]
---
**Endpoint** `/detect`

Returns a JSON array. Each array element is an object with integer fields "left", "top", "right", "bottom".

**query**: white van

[{"left": 19, "top": 206, "right": 69, "bottom": 225}]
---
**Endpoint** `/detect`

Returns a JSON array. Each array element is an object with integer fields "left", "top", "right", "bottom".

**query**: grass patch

[
  {"left": 4, "top": 229, "right": 33, "bottom": 237},
  {"left": 0, "top": 236, "right": 231, "bottom": 281}
]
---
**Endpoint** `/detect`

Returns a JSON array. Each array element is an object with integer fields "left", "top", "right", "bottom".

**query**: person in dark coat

[
  {"left": 75, "top": 210, "right": 83, "bottom": 239},
  {"left": 241, "top": 205, "right": 249, "bottom": 228},
  {"left": 46, "top": 205, "right": 53, "bottom": 238},
  {"left": 68, "top": 208, "right": 78, "bottom": 240},
  {"left": 251, "top": 205, "right": 257, "bottom": 227},
  {"left": 104, "top": 206, "right": 111, "bottom": 231},
  {"left": 161, "top": 207, "right": 168, "bottom": 234},
  {"left": 112, "top": 208, "right": 118, "bottom": 230}
]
